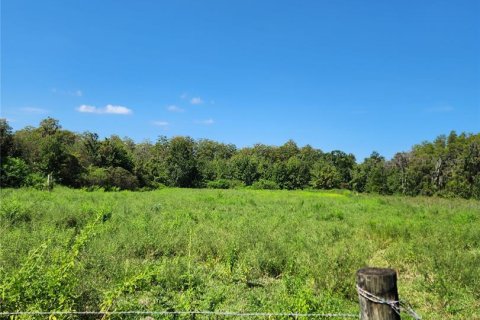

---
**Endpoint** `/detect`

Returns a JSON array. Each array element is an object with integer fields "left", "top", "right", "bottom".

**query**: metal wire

[
  {"left": 0, "top": 288, "right": 422, "bottom": 319},
  {"left": 0, "top": 310, "right": 359, "bottom": 318},
  {"left": 356, "top": 285, "right": 421, "bottom": 320}
]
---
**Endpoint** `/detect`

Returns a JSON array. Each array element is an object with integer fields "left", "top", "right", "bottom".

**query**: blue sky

[{"left": 2, "top": 0, "right": 479, "bottom": 161}]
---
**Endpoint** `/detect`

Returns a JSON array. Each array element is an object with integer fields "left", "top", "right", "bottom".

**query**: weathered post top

[{"left": 357, "top": 267, "right": 400, "bottom": 320}]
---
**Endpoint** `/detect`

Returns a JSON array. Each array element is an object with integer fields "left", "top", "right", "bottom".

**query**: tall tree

[
  {"left": 98, "top": 135, "right": 134, "bottom": 171},
  {"left": 230, "top": 153, "right": 259, "bottom": 186},
  {"left": 167, "top": 136, "right": 199, "bottom": 187},
  {"left": 310, "top": 159, "right": 341, "bottom": 189},
  {"left": 0, "top": 119, "right": 14, "bottom": 160}
]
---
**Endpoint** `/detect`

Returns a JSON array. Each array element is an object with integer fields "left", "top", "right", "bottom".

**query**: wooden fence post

[{"left": 357, "top": 267, "right": 401, "bottom": 320}]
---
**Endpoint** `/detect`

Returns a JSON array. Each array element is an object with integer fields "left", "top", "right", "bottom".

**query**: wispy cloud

[
  {"left": 104, "top": 104, "right": 132, "bottom": 114},
  {"left": 77, "top": 105, "right": 96, "bottom": 113},
  {"left": 167, "top": 105, "right": 184, "bottom": 113},
  {"left": 425, "top": 106, "right": 454, "bottom": 113},
  {"left": 52, "top": 88, "right": 83, "bottom": 97},
  {"left": 152, "top": 121, "right": 170, "bottom": 130},
  {"left": 180, "top": 92, "right": 188, "bottom": 100},
  {"left": 76, "top": 104, "right": 133, "bottom": 115},
  {"left": 190, "top": 97, "right": 203, "bottom": 105},
  {"left": 195, "top": 118, "right": 214, "bottom": 125},
  {"left": 21, "top": 107, "right": 49, "bottom": 114}
]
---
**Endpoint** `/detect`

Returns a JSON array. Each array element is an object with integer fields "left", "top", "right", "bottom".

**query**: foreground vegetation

[
  {"left": 1, "top": 187, "right": 479, "bottom": 319},
  {"left": 1, "top": 118, "right": 479, "bottom": 199}
]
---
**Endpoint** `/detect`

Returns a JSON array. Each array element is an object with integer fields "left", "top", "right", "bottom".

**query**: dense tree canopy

[{"left": 0, "top": 118, "right": 479, "bottom": 199}]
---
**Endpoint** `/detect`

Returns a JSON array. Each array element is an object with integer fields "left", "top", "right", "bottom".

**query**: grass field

[{"left": 1, "top": 187, "right": 479, "bottom": 319}]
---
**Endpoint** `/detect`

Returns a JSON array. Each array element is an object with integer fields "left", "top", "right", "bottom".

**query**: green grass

[{"left": 0, "top": 187, "right": 479, "bottom": 319}]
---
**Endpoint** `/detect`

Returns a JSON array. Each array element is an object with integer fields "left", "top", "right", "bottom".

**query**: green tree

[
  {"left": 352, "top": 152, "right": 389, "bottom": 194},
  {"left": 277, "top": 140, "right": 300, "bottom": 161},
  {"left": 144, "top": 136, "right": 170, "bottom": 186},
  {"left": 463, "top": 139, "right": 480, "bottom": 196},
  {"left": 271, "top": 161, "right": 289, "bottom": 189},
  {"left": 0, "top": 157, "right": 30, "bottom": 187},
  {"left": 0, "top": 118, "right": 14, "bottom": 160},
  {"left": 230, "top": 153, "right": 259, "bottom": 186},
  {"left": 167, "top": 136, "right": 199, "bottom": 187},
  {"left": 284, "top": 156, "right": 310, "bottom": 189},
  {"left": 298, "top": 145, "right": 322, "bottom": 167},
  {"left": 77, "top": 132, "right": 102, "bottom": 167},
  {"left": 310, "top": 160, "right": 341, "bottom": 189},
  {"left": 323, "top": 150, "right": 356, "bottom": 187},
  {"left": 12, "top": 126, "right": 41, "bottom": 169},
  {"left": 98, "top": 136, "right": 134, "bottom": 171},
  {"left": 39, "top": 117, "right": 61, "bottom": 137},
  {"left": 131, "top": 141, "right": 156, "bottom": 187},
  {"left": 387, "top": 152, "right": 409, "bottom": 194},
  {"left": 195, "top": 139, "right": 236, "bottom": 183}
]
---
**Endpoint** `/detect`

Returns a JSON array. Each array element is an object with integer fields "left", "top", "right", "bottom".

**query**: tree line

[{"left": 1, "top": 117, "right": 479, "bottom": 199}]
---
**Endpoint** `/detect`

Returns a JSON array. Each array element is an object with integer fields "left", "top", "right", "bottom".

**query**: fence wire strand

[
  {"left": 0, "top": 311, "right": 359, "bottom": 318},
  {"left": 356, "top": 285, "right": 421, "bottom": 320},
  {"left": 0, "top": 288, "right": 423, "bottom": 319}
]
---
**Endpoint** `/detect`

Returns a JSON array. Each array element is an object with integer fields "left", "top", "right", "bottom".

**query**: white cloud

[
  {"left": 190, "top": 97, "right": 203, "bottom": 105},
  {"left": 76, "top": 104, "right": 133, "bottom": 115},
  {"left": 180, "top": 92, "right": 188, "bottom": 99},
  {"left": 104, "top": 104, "right": 132, "bottom": 114},
  {"left": 77, "top": 105, "right": 97, "bottom": 113},
  {"left": 196, "top": 118, "right": 214, "bottom": 125},
  {"left": 21, "top": 107, "right": 48, "bottom": 114},
  {"left": 152, "top": 121, "right": 169, "bottom": 130},
  {"left": 153, "top": 121, "right": 169, "bottom": 126},
  {"left": 167, "top": 105, "right": 184, "bottom": 112}
]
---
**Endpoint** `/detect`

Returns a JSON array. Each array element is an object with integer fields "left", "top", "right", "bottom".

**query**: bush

[
  {"left": 0, "top": 157, "right": 30, "bottom": 187},
  {"left": 207, "top": 179, "right": 245, "bottom": 189},
  {"left": 83, "top": 166, "right": 138, "bottom": 190},
  {"left": 83, "top": 167, "right": 110, "bottom": 188},
  {"left": 207, "top": 179, "right": 232, "bottom": 189},
  {"left": 108, "top": 167, "right": 139, "bottom": 190},
  {"left": 25, "top": 172, "right": 47, "bottom": 189},
  {"left": 251, "top": 179, "right": 280, "bottom": 190},
  {"left": 229, "top": 179, "right": 246, "bottom": 189}
]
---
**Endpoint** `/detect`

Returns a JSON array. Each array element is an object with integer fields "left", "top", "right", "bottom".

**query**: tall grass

[{"left": 0, "top": 187, "right": 479, "bottom": 319}]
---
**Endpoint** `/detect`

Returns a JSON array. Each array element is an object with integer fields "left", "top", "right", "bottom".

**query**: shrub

[
  {"left": 83, "top": 166, "right": 110, "bottom": 188},
  {"left": 229, "top": 179, "right": 246, "bottom": 189},
  {"left": 83, "top": 166, "right": 138, "bottom": 190},
  {"left": 25, "top": 172, "right": 47, "bottom": 189},
  {"left": 207, "top": 179, "right": 232, "bottom": 189},
  {"left": 108, "top": 167, "right": 139, "bottom": 190},
  {"left": 207, "top": 179, "right": 245, "bottom": 189},
  {"left": 251, "top": 179, "right": 280, "bottom": 190},
  {"left": 0, "top": 157, "right": 30, "bottom": 187}
]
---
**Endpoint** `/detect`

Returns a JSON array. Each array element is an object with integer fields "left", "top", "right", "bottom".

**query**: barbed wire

[
  {"left": 356, "top": 285, "right": 421, "bottom": 320},
  {"left": 0, "top": 310, "right": 359, "bottom": 318},
  {"left": 0, "top": 288, "right": 422, "bottom": 319}
]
